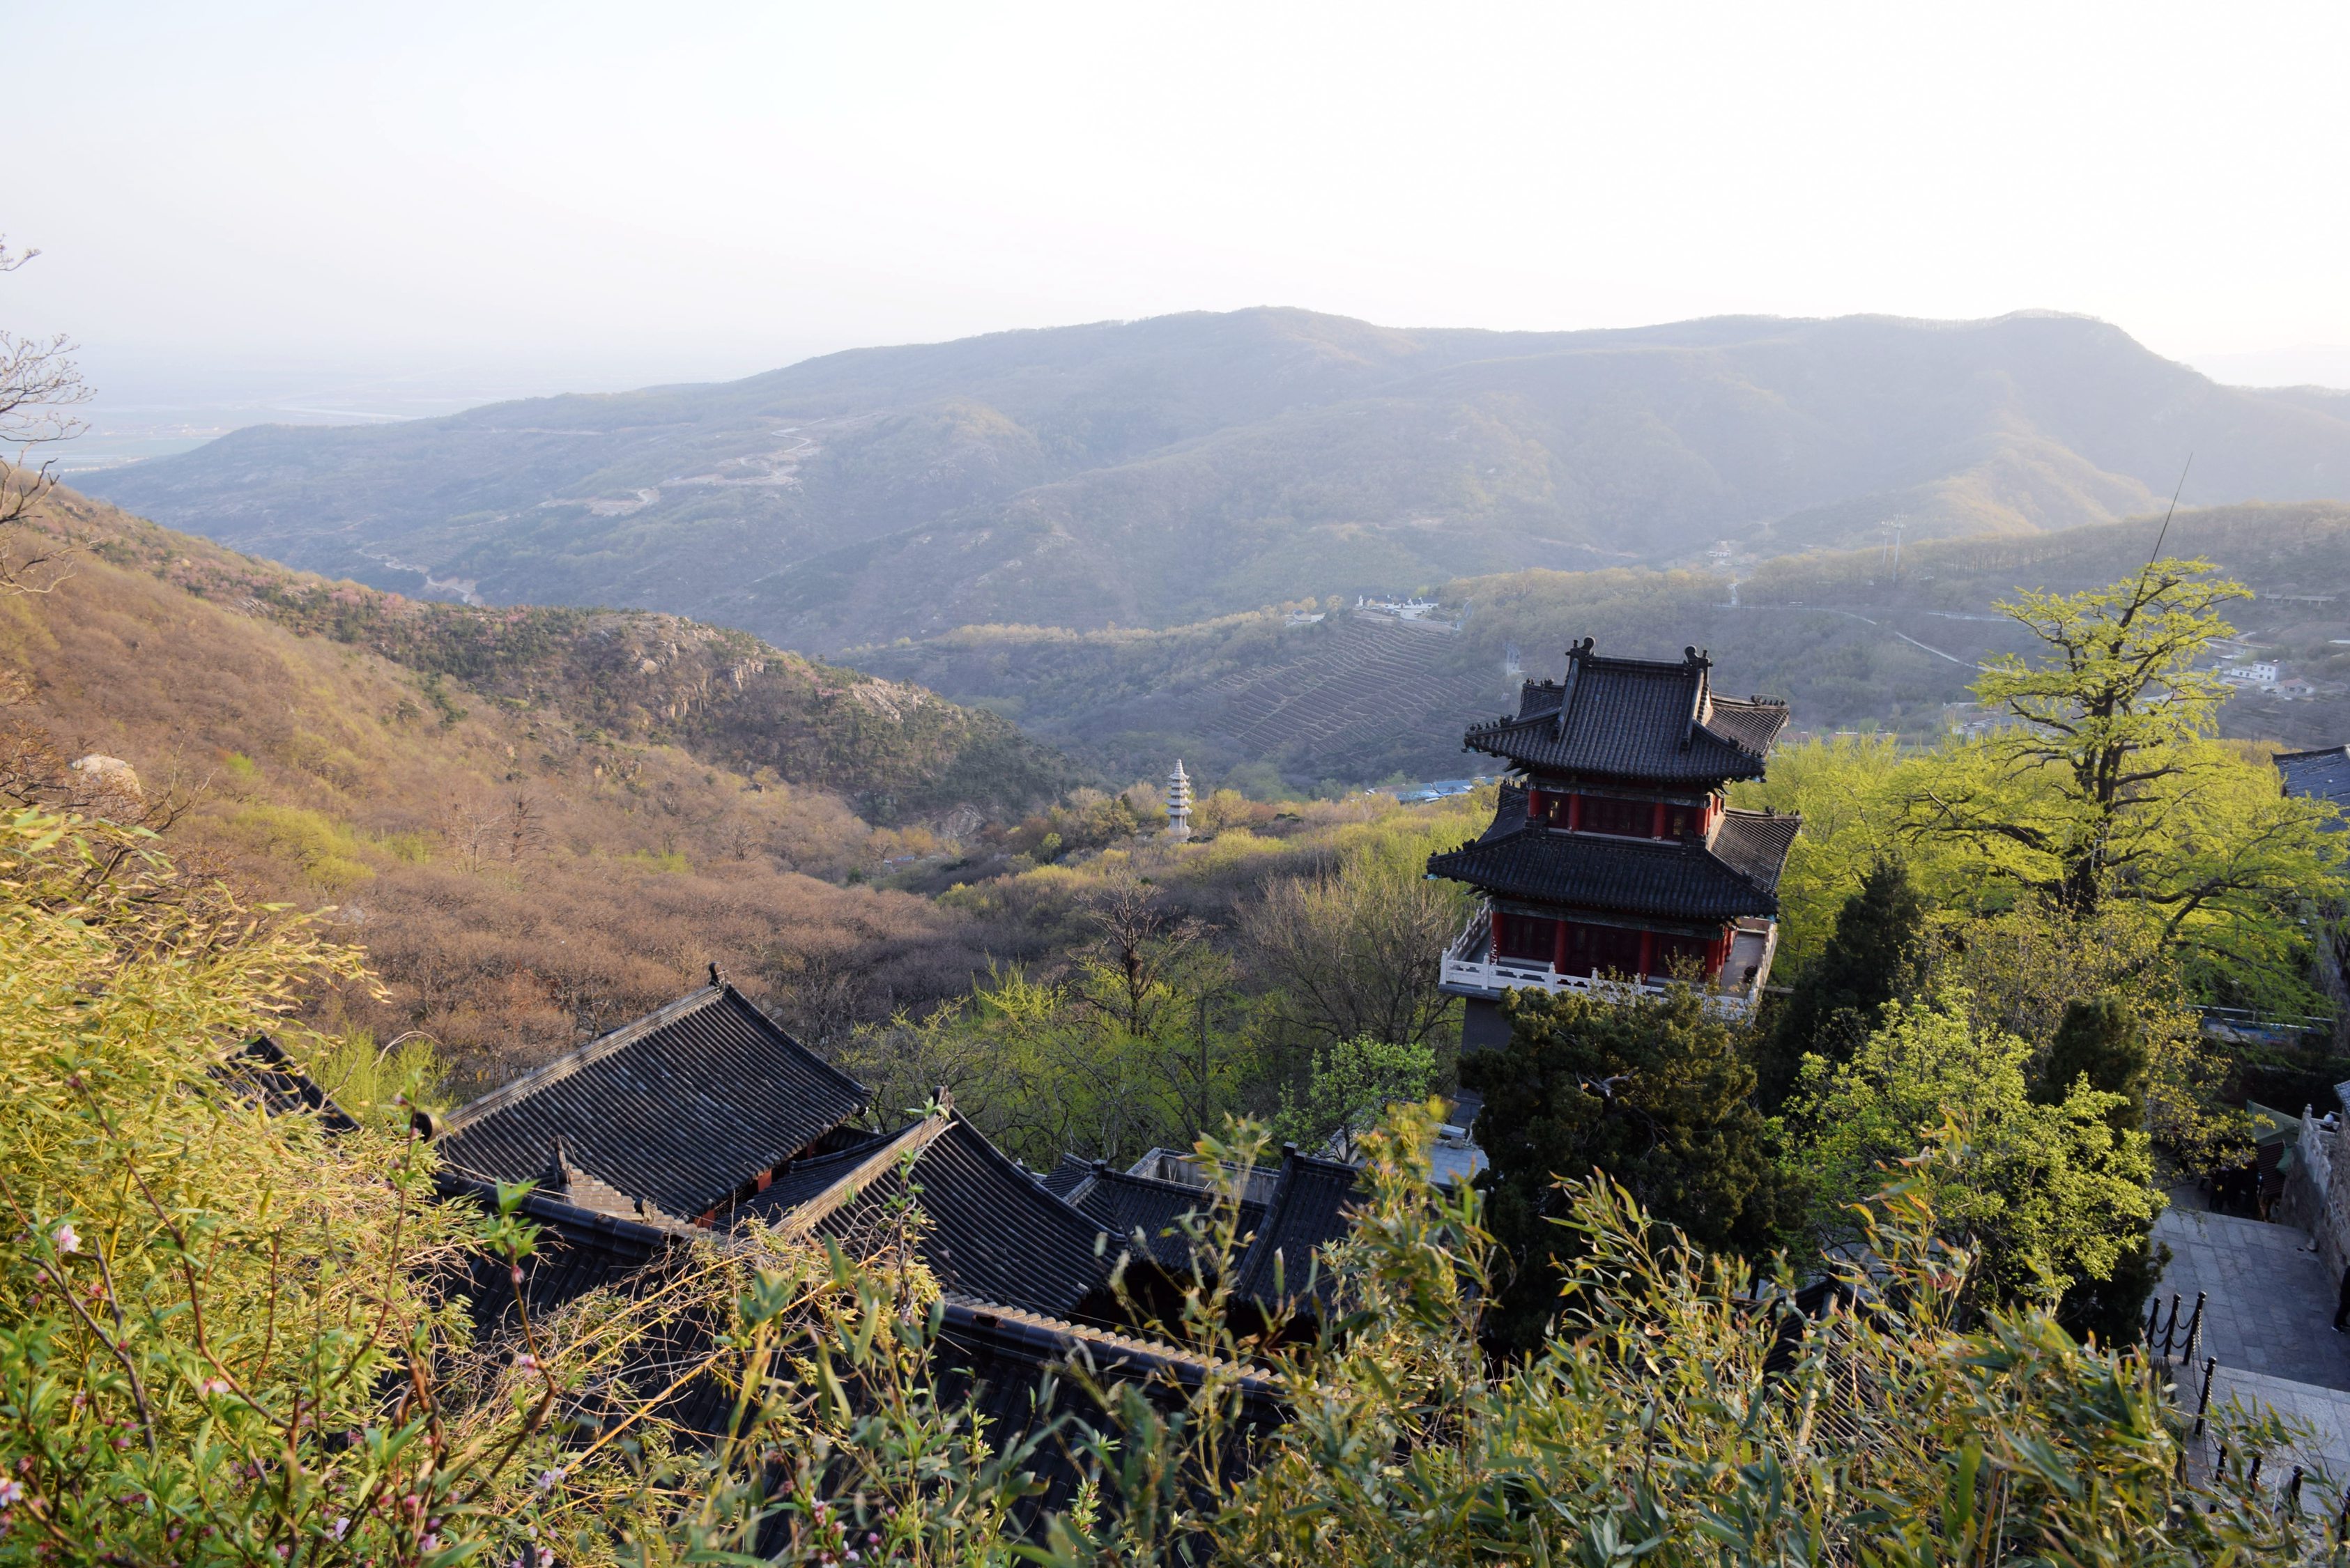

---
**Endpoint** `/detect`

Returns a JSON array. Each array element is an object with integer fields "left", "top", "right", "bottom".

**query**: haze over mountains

[{"left": 86, "top": 308, "right": 2350, "bottom": 656}]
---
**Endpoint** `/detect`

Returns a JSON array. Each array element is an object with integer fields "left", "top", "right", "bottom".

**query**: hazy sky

[{"left": 12, "top": 0, "right": 2350, "bottom": 415}]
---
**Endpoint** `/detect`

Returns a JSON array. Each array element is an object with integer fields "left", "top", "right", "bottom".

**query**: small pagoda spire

[{"left": 1165, "top": 760, "right": 1194, "bottom": 841}]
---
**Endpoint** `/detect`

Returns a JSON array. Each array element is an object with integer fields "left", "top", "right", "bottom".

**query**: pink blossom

[
  {"left": 201, "top": 1378, "right": 231, "bottom": 1397},
  {"left": 332, "top": 1518, "right": 349, "bottom": 1540},
  {"left": 52, "top": 1224, "right": 79, "bottom": 1256},
  {"left": 515, "top": 1353, "right": 538, "bottom": 1371},
  {"left": 420, "top": 1534, "right": 440, "bottom": 1553},
  {"left": 0, "top": 1479, "right": 21, "bottom": 1507}
]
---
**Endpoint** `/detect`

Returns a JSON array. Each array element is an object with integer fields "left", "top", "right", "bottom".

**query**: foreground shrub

[{"left": 0, "top": 806, "right": 2324, "bottom": 1562}]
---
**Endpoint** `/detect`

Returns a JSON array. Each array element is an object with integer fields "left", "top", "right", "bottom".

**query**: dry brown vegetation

[{"left": 0, "top": 491, "right": 1040, "bottom": 1091}]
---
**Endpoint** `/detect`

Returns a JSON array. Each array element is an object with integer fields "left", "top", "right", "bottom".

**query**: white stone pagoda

[{"left": 1165, "top": 760, "right": 1193, "bottom": 840}]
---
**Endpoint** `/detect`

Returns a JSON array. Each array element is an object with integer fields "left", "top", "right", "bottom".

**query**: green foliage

[
  {"left": 1902, "top": 560, "right": 2347, "bottom": 999},
  {"left": 1460, "top": 986, "right": 1788, "bottom": 1353},
  {"left": 2036, "top": 994, "right": 2150, "bottom": 1132},
  {"left": 1783, "top": 991, "right": 2158, "bottom": 1311},
  {"left": 1756, "top": 856, "right": 1928, "bottom": 1107},
  {"left": 0, "top": 805, "right": 482, "bottom": 1559},
  {"left": 1272, "top": 1035, "right": 1437, "bottom": 1154},
  {"left": 1935, "top": 899, "right": 2243, "bottom": 1168},
  {"left": 0, "top": 847, "right": 2321, "bottom": 1565},
  {"left": 1731, "top": 734, "right": 1907, "bottom": 976},
  {"left": 840, "top": 880, "right": 1252, "bottom": 1166},
  {"left": 1001, "top": 786, "right": 1150, "bottom": 863},
  {"left": 298, "top": 1028, "right": 451, "bottom": 1130},
  {"left": 2032, "top": 996, "right": 2163, "bottom": 1346},
  {"left": 224, "top": 801, "right": 378, "bottom": 894}
]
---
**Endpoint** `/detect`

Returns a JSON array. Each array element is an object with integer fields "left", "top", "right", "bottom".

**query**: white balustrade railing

[{"left": 1438, "top": 910, "right": 1774, "bottom": 1020}]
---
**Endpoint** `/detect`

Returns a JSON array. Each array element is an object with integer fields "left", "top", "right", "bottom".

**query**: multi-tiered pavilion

[{"left": 1429, "top": 638, "right": 1798, "bottom": 1047}]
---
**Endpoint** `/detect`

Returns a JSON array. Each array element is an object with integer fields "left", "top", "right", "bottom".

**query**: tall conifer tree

[
  {"left": 1757, "top": 857, "right": 1928, "bottom": 1108},
  {"left": 2035, "top": 995, "right": 2164, "bottom": 1345},
  {"left": 1464, "top": 985, "right": 1787, "bottom": 1353}
]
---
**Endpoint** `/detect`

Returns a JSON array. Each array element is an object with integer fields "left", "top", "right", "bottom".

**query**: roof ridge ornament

[
  {"left": 1681, "top": 646, "right": 1710, "bottom": 752},
  {"left": 1553, "top": 636, "right": 1590, "bottom": 739},
  {"left": 708, "top": 961, "right": 727, "bottom": 988},
  {"left": 541, "top": 1135, "right": 574, "bottom": 1192}
]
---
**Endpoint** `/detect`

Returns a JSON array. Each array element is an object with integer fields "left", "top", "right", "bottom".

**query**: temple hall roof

[
  {"left": 1464, "top": 640, "right": 1788, "bottom": 785},
  {"left": 2278, "top": 746, "right": 2350, "bottom": 827},
  {"left": 1427, "top": 784, "right": 1797, "bottom": 920},
  {"left": 220, "top": 1036, "right": 361, "bottom": 1135},
  {"left": 1230, "top": 1148, "right": 1365, "bottom": 1313},
  {"left": 431, "top": 983, "right": 869, "bottom": 1221},
  {"left": 1056, "top": 1161, "right": 1269, "bottom": 1275},
  {"left": 735, "top": 1113, "right": 1115, "bottom": 1319}
]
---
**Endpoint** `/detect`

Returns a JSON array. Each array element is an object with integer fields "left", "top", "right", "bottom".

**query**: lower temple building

[{"left": 1428, "top": 639, "right": 1800, "bottom": 1047}]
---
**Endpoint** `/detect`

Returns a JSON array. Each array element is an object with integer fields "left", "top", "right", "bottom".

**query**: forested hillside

[
  {"left": 84, "top": 309, "right": 2350, "bottom": 651},
  {"left": 859, "top": 500, "right": 2350, "bottom": 788},
  {"left": 0, "top": 488, "right": 1077, "bottom": 1085}
]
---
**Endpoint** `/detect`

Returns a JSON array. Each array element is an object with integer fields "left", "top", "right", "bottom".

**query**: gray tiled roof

[
  {"left": 1230, "top": 1150, "right": 1364, "bottom": 1312},
  {"left": 433, "top": 984, "right": 869, "bottom": 1220},
  {"left": 1464, "top": 642, "right": 1786, "bottom": 785},
  {"left": 2278, "top": 746, "right": 2350, "bottom": 827},
  {"left": 1059, "top": 1163, "right": 1268, "bottom": 1275},
  {"left": 735, "top": 1115, "right": 1115, "bottom": 1319},
  {"left": 222, "top": 1036, "right": 360, "bottom": 1134},
  {"left": 1038, "top": 1153, "right": 1094, "bottom": 1200},
  {"left": 1427, "top": 784, "right": 1797, "bottom": 919}
]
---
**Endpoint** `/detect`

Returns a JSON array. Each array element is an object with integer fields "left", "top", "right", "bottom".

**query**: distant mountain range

[{"left": 84, "top": 309, "right": 2350, "bottom": 654}]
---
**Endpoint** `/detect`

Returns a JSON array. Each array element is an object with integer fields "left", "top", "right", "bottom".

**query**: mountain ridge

[{"left": 83, "top": 307, "right": 2350, "bottom": 653}]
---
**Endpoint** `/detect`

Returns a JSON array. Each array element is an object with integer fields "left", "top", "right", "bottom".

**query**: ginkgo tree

[{"left": 1900, "top": 558, "right": 2347, "bottom": 1001}]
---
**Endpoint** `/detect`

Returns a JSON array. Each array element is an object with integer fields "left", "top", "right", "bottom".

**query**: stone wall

[{"left": 2284, "top": 1110, "right": 2350, "bottom": 1283}]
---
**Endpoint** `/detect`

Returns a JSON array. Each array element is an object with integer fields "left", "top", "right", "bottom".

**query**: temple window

[
  {"left": 1579, "top": 794, "right": 1651, "bottom": 837},
  {"left": 1493, "top": 911, "right": 1559, "bottom": 961}
]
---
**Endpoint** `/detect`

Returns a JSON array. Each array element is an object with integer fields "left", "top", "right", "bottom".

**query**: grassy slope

[
  {"left": 1, "top": 491, "right": 1083, "bottom": 1089},
  {"left": 81, "top": 309, "right": 2350, "bottom": 652}
]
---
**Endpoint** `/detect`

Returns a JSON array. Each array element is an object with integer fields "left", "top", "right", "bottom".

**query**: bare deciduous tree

[
  {"left": 1245, "top": 850, "right": 1470, "bottom": 1054},
  {"left": 0, "top": 238, "right": 93, "bottom": 589},
  {"left": 438, "top": 796, "right": 501, "bottom": 873},
  {"left": 503, "top": 787, "right": 549, "bottom": 862},
  {"left": 1073, "top": 869, "right": 1207, "bottom": 1040}
]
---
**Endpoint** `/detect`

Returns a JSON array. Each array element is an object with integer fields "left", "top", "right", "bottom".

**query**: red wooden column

[
  {"left": 1553, "top": 918, "right": 1569, "bottom": 974},
  {"left": 1651, "top": 800, "right": 1668, "bottom": 838},
  {"left": 1638, "top": 930, "right": 1657, "bottom": 978},
  {"left": 1567, "top": 792, "right": 1583, "bottom": 831},
  {"left": 1489, "top": 908, "right": 1505, "bottom": 960}
]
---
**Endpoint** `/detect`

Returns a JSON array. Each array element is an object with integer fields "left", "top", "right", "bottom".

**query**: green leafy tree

[
  {"left": 1756, "top": 856, "right": 1928, "bottom": 1107},
  {"left": 1901, "top": 560, "right": 2346, "bottom": 998},
  {"left": 2035, "top": 994, "right": 2151, "bottom": 1131},
  {"left": 1784, "top": 990, "right": 2158, "bottom": 1314},
  {"left": 1460, "top": 986, "right": 1787, "bottom": 1352},
  {"left": 1730, "top": 732, "right": 1906, "bottom": 971},
  {"left": 1934, "top": 898, "right": 2244, "bottom": 1169},
  {"left": 840, "top": 875, "right": 1254, "bottom": 1165},
  {"left": 1272, "top": 1034, "right": 1437, "bottom": 1154}
]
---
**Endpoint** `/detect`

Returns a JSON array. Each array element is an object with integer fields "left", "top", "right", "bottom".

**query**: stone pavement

[
  {"left": 2154, "top": 1206, "right": 2350, "bottom": 1508},
  {"left": 2197, "top": 1365, "right": 2350, "bottom": 1484},
  {"left": 2152, "top": 1206, "right": 2350, "bottom": 1390}
]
